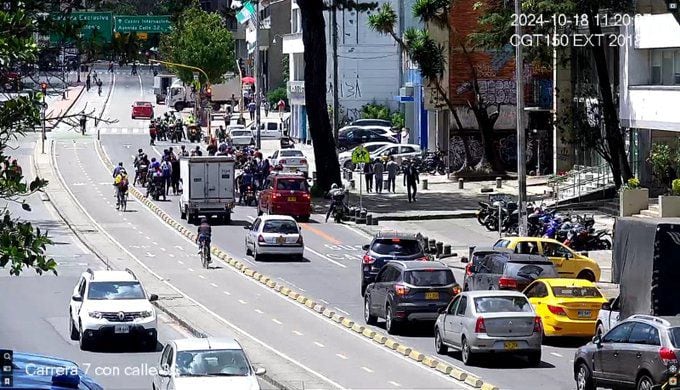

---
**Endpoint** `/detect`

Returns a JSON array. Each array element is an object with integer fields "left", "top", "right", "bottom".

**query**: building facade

[{"left": 282, "top": 0, "right": 307, "bottom": 142}]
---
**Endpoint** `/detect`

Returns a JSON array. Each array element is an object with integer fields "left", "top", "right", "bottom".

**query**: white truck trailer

[{"left": 179, "top": 156, "right": 236, "bottom": 224}]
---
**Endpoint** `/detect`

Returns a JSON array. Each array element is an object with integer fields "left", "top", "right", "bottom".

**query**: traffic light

[{"left": 40, "top": 82, "right": 47, "bottom": 94}]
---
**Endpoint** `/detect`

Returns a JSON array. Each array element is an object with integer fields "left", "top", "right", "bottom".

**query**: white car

[
  {"left": 153, "top": 338, "right": 265, "bottom": 390},
  {"left": 230, "top": 129, "right": 255, "bottom": 147},
  {"left": 339, "top": 124, "right": 396, "bottom": 138},
  {"left": 370, "top": 143, "right": 422, "bottom": 163},
  {"left": 338, "top": 142, "right": 396, "bottom": 170},
  {"left": 69, "top": 268, "right": 158, "bottom": 351},
  {"left": 244, "top": 215, "right": 304, "bottom": 261},
  {"left": 270, "top": 149, "right": 308, "bottom": 176}
]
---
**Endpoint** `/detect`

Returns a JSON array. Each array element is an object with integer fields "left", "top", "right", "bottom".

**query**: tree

[
  {"left": 368, "top": 0, "right": 505, "bottom": 173},
  {"left": 0, "top": 0, "right": 88, "bottom": 275},
  {"left": 474, "top": 0, "right": 634, "bottom": 187},
  {"left": 160, "top": 7, "right": 235, "bottom": 85}
]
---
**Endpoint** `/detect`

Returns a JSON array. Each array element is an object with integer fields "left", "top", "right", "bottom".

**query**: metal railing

[{"left": 553, "top": 163, "right": 614, "bottom": 201}]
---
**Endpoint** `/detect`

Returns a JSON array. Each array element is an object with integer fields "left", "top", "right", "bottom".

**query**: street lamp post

[
  {"left": 514, "top": 0, "right": 528, "bottom": 236},
  {"left": 254, "top": 2, "right": 262, "bottom": 149}
]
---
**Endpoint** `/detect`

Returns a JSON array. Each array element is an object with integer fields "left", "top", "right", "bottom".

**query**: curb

[{"left": 93, "top": 140, "right": 501, "bottom": 390}]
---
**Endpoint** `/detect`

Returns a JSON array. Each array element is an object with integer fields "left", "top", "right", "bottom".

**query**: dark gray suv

[
  {"left": 363, "top": 260, "right": 461, "bottom": 335},
  {"left": 574, "top": 315, "right": 680, "bottom": 390}
]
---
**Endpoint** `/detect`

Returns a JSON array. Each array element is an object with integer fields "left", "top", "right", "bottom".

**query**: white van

[{"left": 251, "top": 118, "right": 283, "bottom": 139}]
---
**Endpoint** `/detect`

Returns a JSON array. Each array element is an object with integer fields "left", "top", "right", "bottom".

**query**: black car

[
  {"left": 464, "top": 253, "right": 558, "bottom": 291},
  {"left": 361, "top": 232, "right": 429, "bottom": 296},
  {"left": 337, "top": 127, "right": 397, "bottom": 151},
  {"left": 364, "top": 260, "right": 461, "bottom": 334},
  {"left": 460, "top": 247, "right": 513, "bottom": 291}
]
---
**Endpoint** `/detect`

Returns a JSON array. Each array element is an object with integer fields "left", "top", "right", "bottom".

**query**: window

[
  {"left": 403, "top": 270, "right": 455, "bottom": 286},
  {"left": 276, "top": 179, "right": 308, "bottom": 191},
  {"left": 378, "top": 266, "right": 400, "bottom": 283},
  {"left": 252, "top": 218, "right": 261, "bottom": 231},
  {"left": 506, "top": 262, "right": 558, "bottom": 280},
  {"left": 175, "top": 349, "right": 250, "bottom": 377},
  {"left": 542, "top": 242, "right": 572, "bottom": 258},
  {"left": 78, "top": 278, "right": 86, "bottom": 297},
  {"left": 524, "top": 282, "right": 548, "bottom": 298},
  {"left": 401, "top": 146, "right": 416, "bottom": 153},
  {"left": 87, "top": 281, "right": 146, "bottom": 300},
  {"left": 448, "top": 295, "right": 461, "bottom": 314},
  {"left": 628, "top": 323, "right": 660, "bottom": 346},
  {"left": 281, "top": 150, "right": 303, "bottom": 157},
  {"left": 490, "top": 255, "right": 507, "bottom": 274},
  {"left": 551, "top": 286, "right": 602, "bottom": 298},
  {"left": 292, "top": 8, "right": 301, "bottom": 34},
  {"left": 160, "top": 345, "right": 172, "bottom": 370},
  {"left": 262, "top": 219, "right": 299, "bottom": 234},
  {"left": 474, "top": 296, "right": 533, "bottom": 313},
  {"left": 371, "top": 239, "right": 422, "bottom": 256},
  {"left": 455, "top": 296, "right": 467, "bottom": 316},
  {"left": 271, "top": 151, "right": 278, "bottom": 159},
  {"left": 515, "top": 241, "right": 540, "bottom": 255},
  {"left": 494, "top": 240, "right": 510, "bottom": 249},
  {"left": 668, "top": 327, "right": 680, "bottom": 348},
  {"left": 603, "top": 322, "right": 635, "bottom": 343},
  {"left": 650, "top": 49, "right": 680, "bottom": 85}
]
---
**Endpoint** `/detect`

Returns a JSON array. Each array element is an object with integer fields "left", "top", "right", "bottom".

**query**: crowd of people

[{"left": 361, "top": 156, "right": 420, "bottom": 203}]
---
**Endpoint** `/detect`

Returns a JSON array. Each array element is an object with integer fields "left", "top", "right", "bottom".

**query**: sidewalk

[{"left": 43, "top": 84, "right": 85, "bottom": 129}]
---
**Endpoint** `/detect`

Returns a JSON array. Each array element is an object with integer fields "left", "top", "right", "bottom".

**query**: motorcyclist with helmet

[{"left": 326, "top": 183, "right": 348, "bottom": 223}]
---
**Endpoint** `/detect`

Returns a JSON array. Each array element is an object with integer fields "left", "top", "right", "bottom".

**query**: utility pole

[
  {"left": 331, "top": 2, "right": 339, "bottom": 139},
  {"left": 40, "top": 82, "right": 47, "bottom": 154},
  {"left": 514, "top": 0, "right": 527, "bottom": 236},
  {"left": 254, "top": 1, "right": 262, "bottom": 149}
]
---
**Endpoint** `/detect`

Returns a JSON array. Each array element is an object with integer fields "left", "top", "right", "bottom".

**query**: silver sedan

[
  {"left": 434, "top": 290, "right": 543, "bottom": 366},
  {"left": 244, "top": 215, "right": 304, "bottom": 261}
]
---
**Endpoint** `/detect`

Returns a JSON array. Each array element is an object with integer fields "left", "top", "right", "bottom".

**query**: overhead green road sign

[
  {"left": 114, "top": 16, "right": 172, "bottom": 33},
  {"left": 51, "top": 12, "right": 113, "bottom": 43},
  {"left": 351, "top": 145, "right": 371, "bottom": 164}
]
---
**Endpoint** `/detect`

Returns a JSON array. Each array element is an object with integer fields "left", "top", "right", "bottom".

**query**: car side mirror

[
  {"left": 601, "top": 302, "right": 611, "bottom": 311},
  {"left": 71, "top": 294, "right": 82, "bottom": 302},
  {"left": 158, "top": 368, "right": 171, "bottom": 377},
  {"left": 460, "top": 256, "right": 469, "bottom": 263},
  {"left": 244, "top": 224, "right": 251, "bottom": 230},
  {"left": 592, "top": 335, "right": 602, "bottom": 348},
  {"left": 253, "top": 366, "right": 266, "bottom": 375},
  {"left": 149, "top": 294, "right": 158, "bottom": 302},
  {"left": 362, "top": 244, "right": 370, "bottom": 251}
]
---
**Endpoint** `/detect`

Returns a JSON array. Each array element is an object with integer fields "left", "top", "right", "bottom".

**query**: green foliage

[
  {"left": 391, "top": 112, "right": 405, "bottom": 129},
  {"left": 361, "top": 103, "right": 390, "bottom": 120},
  {"left": 648, "top": 142, "right": 680, "bottom": 190},
  {"left": 622, "top": 177, "right": 640, "bottom": 190},
  {"left": 161, "top": 7, "right": 235, "bottom": 84},
  {"left": 282, "top": 55, "right": 290, "bottom": 84},
  {"left": 367, "top": 3, "right": 398, "bottom": 35},
  {"left": 673, "top": 179, "right": 680, "bottom": 196},
  {"left": 267, "top": 86, "right": 288, "bottom": 108}
]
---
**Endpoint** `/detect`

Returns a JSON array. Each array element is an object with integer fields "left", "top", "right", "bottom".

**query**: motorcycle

[
  {"left": 148, "top": 177, "right": 165, "bottom": 201},
  {"left": 188, "top": 125, "right": 202, "bottom": 143},
  {"left": 243, "top": 185, "right": 257, "bottom": 206},
  {"left": 136, "top": 164, "right": 148, "bottom": 187},
  {"left": 327, "top": 188, "right": 349, "bottom": 223},
  {"left": 421, "top": 150, "right": 447, "bottom": 175},
  {"left": 476, "top": 201, "right": 492, "bottom": 225}
]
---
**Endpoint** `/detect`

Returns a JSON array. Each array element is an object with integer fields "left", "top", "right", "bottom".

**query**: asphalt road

[
  {"left": 0, "top": 134, "right": 192, "bottom": 390},
  {"left": 52, "top": 67, "right": 584, "bottom": 389}
]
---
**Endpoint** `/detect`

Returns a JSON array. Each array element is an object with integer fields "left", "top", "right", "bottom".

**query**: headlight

[
  {"left": 139, "top": 310, "right": 153, "bottom": 318},
  {"left": 88, "top": 311, "right": 103, "bottom": 319}
]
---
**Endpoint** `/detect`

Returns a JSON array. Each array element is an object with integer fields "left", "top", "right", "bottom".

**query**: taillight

[
  {"left": 533, "top": 316, "right": 542, "bottom": 333},
  {"left": 547, "top": 305, "right": 567, "bottom": 316},
  {"left": 394, "top": 284, "right": 410, "bottom": 296},
  {"left": 279, "top": 159, "right": 287, "bottom": 164},
  {"left": 452, "top": 285, "right": 462, "bottom": 295},
  {"left": 300, "top": 159, "right": 307, "bottom": 164},
  {"left": 465, "top": 263, "right": 473, "bottom": 277},
  {"left": 273, "top": 193, "right": 281, "bottom": 199},
  {"left": 362, "top": 255, "right": 375, "bottom": 264},
  {"left": 258, "top": 235, "right": 265, "bottom": 243},
  {"left": 498, "top": 276, "right": 517, "bottom": 289},
  {"left": 660, "top": 347, "right": 678, "bottom": 365},
  {"left": 475, "top": 317, "right": 486, "bottom": 333},
  {"left": 417, "top": 256, "right": 429, "bottom": 261},
  {"left": 302, "top": 193, "right": 310, "bottom": 199}
]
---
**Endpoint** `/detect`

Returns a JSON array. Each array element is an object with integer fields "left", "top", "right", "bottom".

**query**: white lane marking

[
  {"left": 336, "top": 353, "right": 348, "bottom": 360},
  {"left": 223, "top": 291, "right": 231, "bottom": 295},
  {"left": 152, "top": 241, "right": 158, "bottom": 245},
  {"left": 306, "top": 246, "right": 347, "bottom": 268},
  {"left": 160, "top": 247, "right": 166, "bottom": 252},
  {"left": 146, "top": 252, "right": 156, "bottom": 258},
  {"left": 238, "top": 299, "right": 247, "bottom": 304},
  {"left": 198, "top": 275, "right": 206, "bottom": 279},
  {"left": 241, "top": 257, "right": 255, "bottom": 266},
  {"left": 293, "top": 330, "right": 303, "bottom": 336},
  {"left": 137, "top": 72, "right": 143, "bottom": 96},
  {"left": 299, "top": 287, "right": 306, "bottom": 292},
  {"left": 169, "top": 254, "right": 175, "bottom": 258},
  {"left": 314, "top": 341, "right": 325, "bottom": 348},
  {"left": 211, "top": 283, "right": 218, "bottom": 288},
  {"left": 388, "top": 381, "right": 401, "bottom": 387},
  {"left": 131, "top": 226, "right": 137, "bottom": 230},
  {"left": 272, "top": 318, "right": 282, "bottom": 325},
  {"left": 361, "top": 367, "right": 374, "bottom": 373},
  {"left": 254, "top": 309, "right": 264, "bottom": 314},
  {"left": 123, "top": 218, "right": 128, "bottom": 221},
  {"left": 187, "top": 267, "right": 194, "bottom": 272},
  {"left": 145, "top": 236, "right": 151, "bottom": 239},
  {"left": 177, "top": 260, "right": 183, "bottom": 264},
  {"left": 321, "top": 299, "right": 330, "bottom": 305},
  {"left": 247, "top": 216, "right": 255, "bottom": 221},
  {"left": 550, "top": 352, "right": 563, "bottom": 358},
  {"left": 175, "top": 246, "right": 184, "bottom": 250},
  {"left": 341, "top": 223, "right": 373, "bottom": 240},
  {"left": 334, "top": 307, "right": 350, "bottom": 315}
]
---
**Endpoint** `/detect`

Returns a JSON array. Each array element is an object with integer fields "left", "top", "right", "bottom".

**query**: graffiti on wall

[
  {"left": 328, "top": 74, "right": 363, "bottom": 100},
  {"left": 448, "top": 131, "right": 551, "bottom": 172},
  {"left": 478, "top": 80, "right": 517, "bottom": 105}
]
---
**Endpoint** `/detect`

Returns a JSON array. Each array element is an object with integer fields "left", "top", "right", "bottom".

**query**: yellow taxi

[
  {"left": 493, "top": 237, "right": 601, "bottom": 281},
  {"left": 523, "top": 278, "right": 607, "bottom": 337}
]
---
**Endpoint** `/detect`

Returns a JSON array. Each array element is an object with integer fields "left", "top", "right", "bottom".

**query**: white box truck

[
  {"left": 179, "top": 156, "right": 236, "bottom": 224},
  {"left": 153, "top": 74, "right": 177, "bottom": 104}
]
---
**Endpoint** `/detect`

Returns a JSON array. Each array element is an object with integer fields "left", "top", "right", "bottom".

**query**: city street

[{"left": 42, "top": 65, "right": 588, "bottom": 389}]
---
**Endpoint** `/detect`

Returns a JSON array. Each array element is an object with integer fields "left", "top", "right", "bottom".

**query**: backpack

[
  {"left": 119, "top": 176, "right": 129, "bottom": 191},
  {"left": 161, "top": 162, "right": 171, "bottom": 176}
]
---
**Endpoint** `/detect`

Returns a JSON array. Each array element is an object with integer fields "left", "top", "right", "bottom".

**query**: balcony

[{"left": 282, "top": 32, "right": 304, "bottom": 54}]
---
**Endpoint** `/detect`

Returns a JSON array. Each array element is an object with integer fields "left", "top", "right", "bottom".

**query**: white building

[
  {"left": 282, "top": 0, "right": 308, "bottom": 142},
  {"left": 619, "top": 10, "right": 680, "bottom": 188}
]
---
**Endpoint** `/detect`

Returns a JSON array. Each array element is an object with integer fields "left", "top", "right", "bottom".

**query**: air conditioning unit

[{"left": 399, "top": 86, "right": 414, "bottom": 97}]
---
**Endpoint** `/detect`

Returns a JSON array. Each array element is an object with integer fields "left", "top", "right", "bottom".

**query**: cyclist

[
  {"left": 196, "top": 218, "right": 212, "bottom": 261},
  {"left": 113, "top": 169, "right": 129, "bottom": 210}
]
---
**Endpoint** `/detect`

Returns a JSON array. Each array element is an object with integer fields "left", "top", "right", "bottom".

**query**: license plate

[
  {"left": 276, "top": 236, "right": 285, "bottom": 244},
  {"left": 425, "top": 292, "right": 439, "bottom": 300},
  {"left": 578, "top": 310, "right": 591, "bottom": 318},
  {"left": 287, "top": 197, "right": 296, "bottom": 202},
  {"left": 504, "top": 341, "right": 518, "bottom": 350},
  {"left": 114, "top": 325, "right": 129, "bottom": 334}
]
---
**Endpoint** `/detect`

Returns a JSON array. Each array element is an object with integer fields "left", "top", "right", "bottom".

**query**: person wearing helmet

[
  {"left": 325, "top": 183, "right": 347, "bottom": 222},
  {"left": 196, "top": 217, "right": 211, "bottom": 260},
  {"left": 112, "top": 162, "right": 125, "bottom": 178}
]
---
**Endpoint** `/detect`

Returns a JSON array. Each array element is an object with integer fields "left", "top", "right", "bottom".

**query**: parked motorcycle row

[
  {"left": 476, "top": 201, "right": 612, "bottom": 251},
  {"left": 406, "top": 150, "right": 448, "bottom": 175}
]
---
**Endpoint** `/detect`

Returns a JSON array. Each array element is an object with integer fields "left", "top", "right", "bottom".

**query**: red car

[
  {"left": 131, "top": 101, "right": 154, "bottom": 119},
  {"left": 257, "top": 173, "right": 311, "bottom": 221}
]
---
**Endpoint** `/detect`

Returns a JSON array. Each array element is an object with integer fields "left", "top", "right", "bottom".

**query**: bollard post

[
  {"left": 366, "top": 214, "right": 373, "bottom": 225},
  {"left": 436, "top": 241, "right": 444, "bottom": 256},
  {"left": 357, "top": 209, "right": 367, "bottom": 224},
  {"left": 349, "top": 179, "right": 355, "bottom": 190},
  {"left": 496, "top": 177, "right": 502, "bottom": 189},
  {"left": 422, "top": 179, "right": 428, "bottom": 190},
  {"left": 429, "top": 239, "right": 436, "bottom": 252},
  {"left": 422, "top": 237, "right": 429, "bottom": 252},
  {"left": 458, "top": 178, "right": 464, "bottom": 189},
  {"left": 443, "top": 245, "right": 451, "bottom": 255},
  {"left": 372, "top": 217, "right": 379, "bottom": 225}
]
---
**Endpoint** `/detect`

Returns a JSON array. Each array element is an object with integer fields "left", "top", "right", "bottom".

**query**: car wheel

[
  {"left": 575, "top": 362, "right": 595, "bottom": 390},
  {"left": 364, "top": 296, "right": 377, "bottom": 325},
  {"left": 246, "top": 241, "right": 252, "bottom": 256},
  {"left": 434, "top": 328, "right": 447, "bottom": 354},
  {"left": 79, "top": 327, "right": 91, "bottom": 351},
  {"left": 577, "top": 270, "right": 596, "bottom": 282},
  {"left": 385, "top": 305, "right": 399, "bottom": 335},
  {"left": 461, "top": 337, "right": 474, "bottom": 366},
  {"left": 146, "top": 334, "right": 158, "bottom": 352},
  {"left": 636, "top": 374, "right": 654, "bottom": 390},
  {"left": 69, "top": 315, "right": 79, "bottom": 341},
  {"left": 253, "top": 246, "right": 259, "bottom": 261},
  {"left": 595, "top": 322, "right": 605, "bottom": 339},
  {"left": 526, "top": 351, "right": 541, "bottom": 367}
]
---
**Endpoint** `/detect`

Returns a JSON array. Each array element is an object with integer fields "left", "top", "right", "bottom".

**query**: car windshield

[
  {"left": 371, "top": 239, "right": 422, "bottom": 256},
  {"left": 87, "top": 281, "right": 146, "bottom": 300},
  {"left": 276, "top": 179, "right": 308, "bottom": 191},
  {"left": 175, "top": 349, "right": 250, "bottom": 377},
  {"left": 404, "top": 270, "right": 455, "bottom": 286},
  {"left": 262, "top": 220, "right": 299, "bottom": 234},
  {"left": 474, "top": 296, "right": 533, "bottom": 313},
  {"left": 669, "top": 328, "right": 680, "bottom": 348},
  {"left": 505, "top": 262, "right": 558, "bottom": 280},
  {"left": 280, "top": 150, "right": 303, "bottom": 157},
  {"left": 365, "top": 144, "right": 389, "bottom": 152},
  {"left": 551, "top": 286, "right": 602, "bottom": 298}
]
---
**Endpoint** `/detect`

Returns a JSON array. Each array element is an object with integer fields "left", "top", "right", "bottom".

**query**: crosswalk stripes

[{"left": 95, "top": 127, "right": 147, "bottom": 135}]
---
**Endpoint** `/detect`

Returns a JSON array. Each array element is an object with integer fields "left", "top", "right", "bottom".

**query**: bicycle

[
  {"left": 199, "top": 240, "right": 211, "bottom": 269},
  {"left": 116, "top": 189, "right": 128, "bottom": 211}
]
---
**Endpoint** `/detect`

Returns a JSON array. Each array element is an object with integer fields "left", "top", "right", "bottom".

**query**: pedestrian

[
  {"left": 207, "top": 138, "right": 218, "bottom": 156},
  {"left": 191, "top": 146, "right": 203, "bottom": 157},
  {"left": 277, "top": 99, "right": 285, "bottom": 118},
  {"left": 86, "top": 74, "right": 91, "bottom": 91},
  {"left": 79, "top": 115, "right": 87, "bottom": 135},
  {"left": 97, "top": 78, "right": 103, "bottom": 96},
  {"left": 373, "top": 158, "right": 384, "bottom": 194},
  {"left": 108, "top": 61, "right": 113, "bottom": 73},
  {"left": 160, "top": 157, "right": 172, "bottom": 196},
  {"left": 400, "top": 127, "right": 410, "bottom": 145},
  {"left": 248, "top": 101, "right": 256, "bottom": 120},
  {"left": 169, "top": 148, "right": 180, "bottom": 195},
  {"left": 363, "top": 162, "right": 373, "bottom": 193},
  {"left": 403, "top": 159, "right": 419, "bottom": 203},
  {"left": 386, "top": 155, "right": 398, "bottom": 193},
  {"left": 9, "top": 160, "right": 22, "bottom": 181},
  {"left": 263, "top": 101, "right": 270, "bottom": 117}
]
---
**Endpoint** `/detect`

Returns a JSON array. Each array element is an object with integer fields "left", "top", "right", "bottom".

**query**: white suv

[{"left": 69, "top": 268, "right": 159, "bottom": 351}]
